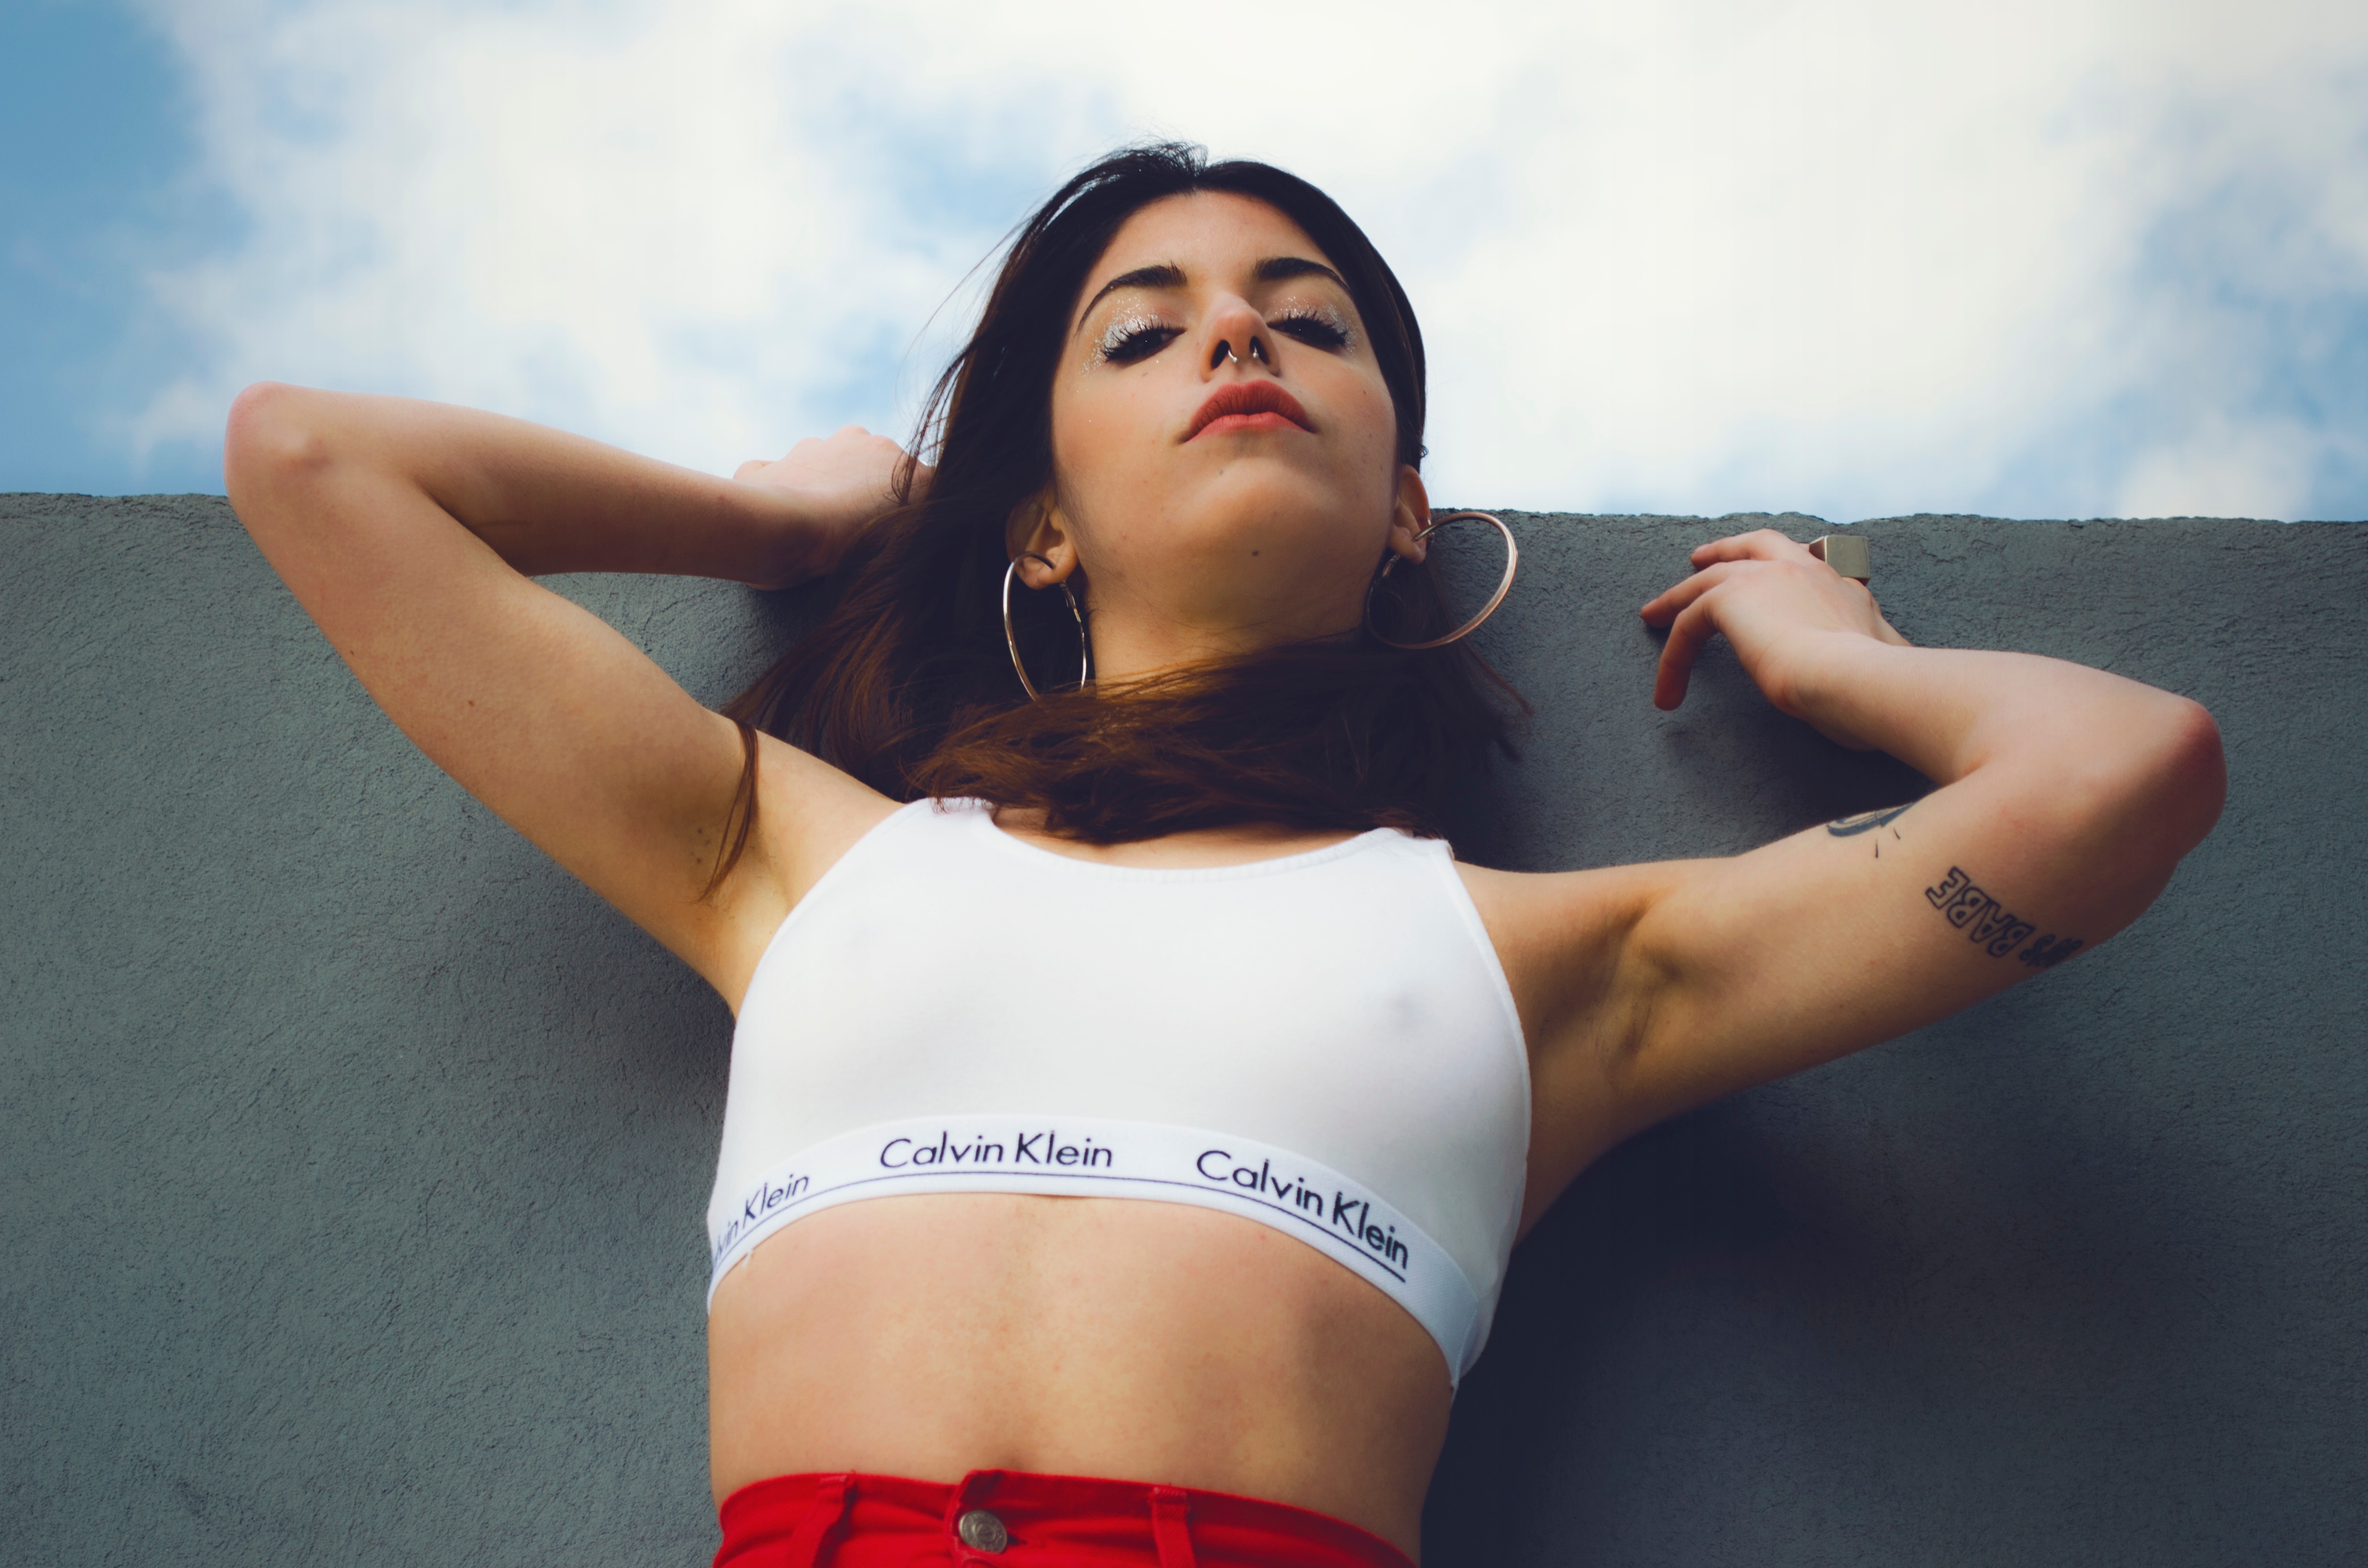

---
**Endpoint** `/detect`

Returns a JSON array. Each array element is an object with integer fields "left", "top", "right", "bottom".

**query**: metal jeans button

[{"left": 956, "top": 1507, "right": 1010, "bottom": 1554}]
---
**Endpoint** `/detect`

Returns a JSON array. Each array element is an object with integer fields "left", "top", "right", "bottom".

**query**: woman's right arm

[{"left": 223, "top": 384, "right": 902, "bottom": 1006}]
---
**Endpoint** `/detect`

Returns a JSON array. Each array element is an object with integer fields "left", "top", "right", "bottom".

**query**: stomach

[{"left": 706, "top": 1192, "right": 1454, "bottom": 1558}]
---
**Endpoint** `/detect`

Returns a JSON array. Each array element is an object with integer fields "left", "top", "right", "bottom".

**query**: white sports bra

[{"left": 706, "top": 797, "right": 1530, "bottom": 1383}]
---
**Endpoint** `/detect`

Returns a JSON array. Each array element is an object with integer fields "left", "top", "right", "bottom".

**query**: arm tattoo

[
  {"left": 1923, "top": 866, "right": 2085, "bottom": 967},
  {"left": 1828, "top": 803, "right": 1912, "bottom": 836},
  {"left": 1828, "top": 802, "right": 1912, "bottom": 858},
  {"left": 2017, "top": 933, "right": 2085, "bottom": 969}
]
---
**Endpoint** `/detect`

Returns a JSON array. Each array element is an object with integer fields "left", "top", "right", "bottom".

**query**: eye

[
  {"left": 1096, "top": 313, "right": 1182, "bottom": 365},
  {"left": 1270, "top": 307, "right": 1352, "bottom": 351}
]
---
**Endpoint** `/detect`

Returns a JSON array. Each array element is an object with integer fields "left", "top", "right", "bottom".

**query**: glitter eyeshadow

[{"left": 1094, "top": 309, "right": 1171, "bottom": 363}]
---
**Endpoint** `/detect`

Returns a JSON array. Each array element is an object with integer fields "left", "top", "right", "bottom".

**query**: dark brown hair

[{"left": 710, "top": 144, "right": 1521, "bottom": 887}]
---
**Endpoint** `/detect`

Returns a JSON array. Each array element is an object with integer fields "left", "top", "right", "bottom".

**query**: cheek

[
  {"left": 1328, "top": 376, "right": 1403, "bottom": 490},
  {"left": 1050, "top": 376, "right": 1157, "bottom": 510}
]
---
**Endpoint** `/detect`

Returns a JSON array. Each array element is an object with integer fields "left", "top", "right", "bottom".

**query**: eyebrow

[
  {"left": 1074, "top": 256, "right": 1352, "bottom": 331},
  {"left": 1251, "top": 256, "right": 1348, "bottom": 290}
]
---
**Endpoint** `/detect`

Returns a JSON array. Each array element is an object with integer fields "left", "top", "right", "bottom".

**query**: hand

[
  {"left": 1640, "top": 529, "right": 1912, "bottom": 746},
  {"left": 731, "top": 425, "right": 933, "bottom": 587}
]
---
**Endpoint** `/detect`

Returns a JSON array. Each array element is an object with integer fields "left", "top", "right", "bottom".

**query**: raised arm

[
  {"left": 1478, "top": 529, "right": 2227, "bottom": 1219},
  {"left": 223, "top": 385, "right": 907, "bottom": 1004}
]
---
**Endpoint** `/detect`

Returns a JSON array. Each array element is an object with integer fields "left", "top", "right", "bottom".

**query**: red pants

[{"left": 713, "top": 1470, "right": 1417, "bottom": 1568}]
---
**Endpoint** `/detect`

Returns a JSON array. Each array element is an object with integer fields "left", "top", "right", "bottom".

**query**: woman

[{"left": 224, "top": 146, "right": 2224, "bottom": 1567}]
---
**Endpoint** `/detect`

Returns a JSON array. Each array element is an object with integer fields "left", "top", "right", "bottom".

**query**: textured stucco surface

[{"left": 3, "top": 495, "right": 2361, "bottom": 1566}]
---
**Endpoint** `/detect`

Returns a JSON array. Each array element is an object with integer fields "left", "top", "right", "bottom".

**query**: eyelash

[
  {"left": 1094, "top": 306, "right": 1354, "bottom": 365},
  {"left": 1270, "top": 308, "right": 1352, "bottom": 351},
  {"left": 1098, "top": 317, "right": 1180, "bottom": 365}
]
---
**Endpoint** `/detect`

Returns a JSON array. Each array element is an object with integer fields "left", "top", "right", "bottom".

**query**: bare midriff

[{"left": 707, "top": 1192, "right": 1454, "bottom": 1560}]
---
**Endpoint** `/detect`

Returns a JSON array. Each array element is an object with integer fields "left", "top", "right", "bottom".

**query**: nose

[{"left": 1202, "top": 295, "right": 1272, "bottom": 373}]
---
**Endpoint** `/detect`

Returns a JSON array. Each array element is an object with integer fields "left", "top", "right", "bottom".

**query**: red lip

[{"left": 1185, "top": 379, "right": 1315, "bottom": 441}]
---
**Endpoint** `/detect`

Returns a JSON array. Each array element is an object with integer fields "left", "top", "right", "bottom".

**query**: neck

[{"left": 1081, "top": 595, "right": 1365, "bottom": 686}]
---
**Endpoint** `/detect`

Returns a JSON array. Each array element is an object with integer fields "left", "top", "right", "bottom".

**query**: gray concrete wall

[{"left": 3, "top": 494, "right": 2361, "bottom": 1566}]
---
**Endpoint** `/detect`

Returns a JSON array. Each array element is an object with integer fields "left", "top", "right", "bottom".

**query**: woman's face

[{"left": 1020, "top": 191, "right": 1428, "bottom": 681}]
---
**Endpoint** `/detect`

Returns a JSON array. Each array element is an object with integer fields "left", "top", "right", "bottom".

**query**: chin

[{"left": 1164, "top": 462, "right": 1389, "bottom": 562}]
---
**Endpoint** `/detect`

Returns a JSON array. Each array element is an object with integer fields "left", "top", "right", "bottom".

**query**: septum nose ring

[{"left": 1214, "top": 336, "right": 1269, "bottom": 368}]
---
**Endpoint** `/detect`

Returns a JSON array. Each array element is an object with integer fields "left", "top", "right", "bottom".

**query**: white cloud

[
  {"left": 134, "top": 0, "right": 2368, "bottom": 519},
  {"left": 2114, "top": 416, "right": 2324, "bottom": 520}
]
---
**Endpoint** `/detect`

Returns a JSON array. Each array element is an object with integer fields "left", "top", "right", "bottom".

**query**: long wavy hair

[{"left": 709, "top": 144, "right": 1522, "bottom": 888}]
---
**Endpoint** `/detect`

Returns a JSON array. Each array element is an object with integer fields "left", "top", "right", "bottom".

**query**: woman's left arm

[{"left": 1482, "top": 529, "right": 2227, "bottom": 1213}]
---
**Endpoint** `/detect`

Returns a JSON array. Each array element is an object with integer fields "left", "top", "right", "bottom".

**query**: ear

[
  {"left": 1006, "top": 489, "right": 1081, "bottom": 588},
  {"left": 1385, "top": 466, "right": 1432, "bottom": 564}
]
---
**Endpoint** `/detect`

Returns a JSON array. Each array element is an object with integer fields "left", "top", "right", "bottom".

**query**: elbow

[
  {"left": 2071, "top": 694, "right": 2226, "bottom": 874},
  {"left": 223, "top": 382, "right": 338, "bottom": 525},
  {"left": 2010, "top": 691, "right": 2225, "bottom": 898},
  {"left": 2147, "top": 696, "right": 2227, "bottom": 857}
]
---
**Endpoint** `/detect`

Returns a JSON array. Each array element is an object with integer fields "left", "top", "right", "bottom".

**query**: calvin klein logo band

[{"left": 706, "top": 1115, "right": 1482, "bottom": 1380}]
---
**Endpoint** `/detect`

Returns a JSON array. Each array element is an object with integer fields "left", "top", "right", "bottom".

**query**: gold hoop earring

[
  {"left": 1002, "top": 553, "right": 1090, "bottom": 700},
  {"left": 1362, "top": 511, "right": 1520, "bottom": 650}
]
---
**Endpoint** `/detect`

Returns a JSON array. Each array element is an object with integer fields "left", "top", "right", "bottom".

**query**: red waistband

[{"left": 713, "top": 1469, "right": 1417, "bottom": 1568}]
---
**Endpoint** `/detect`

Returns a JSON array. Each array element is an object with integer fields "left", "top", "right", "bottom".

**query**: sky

[{"left": 4, "top": 0, "right": 2365, "bottom": 522}]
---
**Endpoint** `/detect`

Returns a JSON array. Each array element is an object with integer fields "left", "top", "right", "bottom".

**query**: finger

[
  {"left": 1652, "top": 593, "right": 1725, "bottom": 710},
  {"left": 1688, "top": 528, "right": 1808, "bottom": 569},
  {"left": 732, "top": 459, "right": 767, "bottom": 482},
  {"left": 1640, "top": 559, "right": 1737, "bottom": 626}
]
